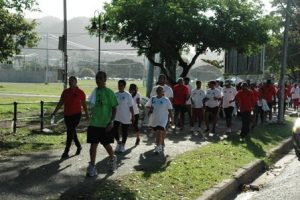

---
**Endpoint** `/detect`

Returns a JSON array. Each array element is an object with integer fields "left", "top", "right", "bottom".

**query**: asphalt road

[{"left": 234, "top": 150, "right": 300, "bottom": 200}]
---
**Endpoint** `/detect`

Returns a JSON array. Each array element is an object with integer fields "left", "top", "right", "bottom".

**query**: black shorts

[
  {"left": 87, "top": 126, "right": 114, "bottom": 145},
  {"left": 152, "top": 126, "right": 165, "bottom": 131},
  {"left": 205, "top": 106, "right": 219, "bottom": 114}
]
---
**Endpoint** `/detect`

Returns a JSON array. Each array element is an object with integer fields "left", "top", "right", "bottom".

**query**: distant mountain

[{"left": 23, "top": 16, "right": 223, "bottom": 76}]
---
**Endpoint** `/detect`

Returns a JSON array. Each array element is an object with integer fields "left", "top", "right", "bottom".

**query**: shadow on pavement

[{"left": 134, "top": 149, "right": 171, "bottom": 179}]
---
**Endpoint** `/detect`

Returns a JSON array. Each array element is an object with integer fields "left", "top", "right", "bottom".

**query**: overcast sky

[
  {"left": 25, "top": 0, "right": 273, "bottom": 20},
  {"left": 25, "top": 0, "right": 111, "bottom": 20}
]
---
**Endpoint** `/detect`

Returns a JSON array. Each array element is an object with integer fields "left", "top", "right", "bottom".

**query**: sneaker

[
  {"left": 204, "top": 128, "right": 210, "bottom": 133},
  {"left": 75, "top": 146, "right": 82, "bottom": 155},
  {"left": 153, "top": 145, "right": 162, "bottom": 155},
  {"left": 135, "top": 138, "right": 140, "bottom": 145},
  {"left": 61, "top": 152, "right": 69, "bottom": 159},
  {"left": 86, "top": 163, "right": 98, "bottom": 177},
  {"left": 108, "top": 155, "right": 117, "bottom": 172},
  {"left": 119, "top": 145, "right": 125, "bottom": 153},
  {"left": 115, "top": 143, "right": 121, "bottom": 152}
]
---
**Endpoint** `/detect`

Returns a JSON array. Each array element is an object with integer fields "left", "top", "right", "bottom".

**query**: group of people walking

[{"left": 51, "top": 71, "right": 285, "bottom": 177}]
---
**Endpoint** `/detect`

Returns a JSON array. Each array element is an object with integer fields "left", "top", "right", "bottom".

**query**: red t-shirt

[
  {"left": 252, "top": 89, "right": 260, "bottom": 103},
  {"left": 61, "top": 87, "right": 86, "bottom": 116},
  {"left": 236, "top": 89, "right": 255, "bottom": 112},
  {"left": 172, "top": 84, "right": 189, "bottom": 105},
  {"left": 261, "top": 84, "right": 276, "bottom": 103}
]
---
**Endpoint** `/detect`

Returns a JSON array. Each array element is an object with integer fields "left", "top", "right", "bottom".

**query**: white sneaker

[
  {"left": 108, "top": 155, "right": 117, "bottom": 172},
  {"left": 115, "top": 143, "right": 121, "bottom": 152},
  {"left": 86, "top": 163, "right": 98, "bottom": 177},
  {"left": 154, "top": 145, "right": 162, "bottom": 154},
  {"left": 119, "top": 145, "right": 125, "bottom": 153}
]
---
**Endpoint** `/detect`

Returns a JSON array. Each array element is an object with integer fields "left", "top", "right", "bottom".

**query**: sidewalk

[{"left": 1, "top": 108, "right": 293, "bottom": 200}]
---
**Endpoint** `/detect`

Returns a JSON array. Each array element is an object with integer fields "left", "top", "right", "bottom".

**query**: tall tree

[
  {"left": 0, "top": 0, "right": 39, "bottom": 63},
  {"left": 98, "top": 0, "right": 272, "bottom": 83},
  {"left": 265, "top": 0, "right": 300, "bottom": 81}
]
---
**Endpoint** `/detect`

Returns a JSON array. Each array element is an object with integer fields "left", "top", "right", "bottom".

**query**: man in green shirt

[{"left": 86, "top": 71, "right": 118, "bottom": 177}]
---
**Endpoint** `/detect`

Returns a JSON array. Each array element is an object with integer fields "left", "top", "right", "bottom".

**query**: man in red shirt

[
  {"left": 52, "top": 76, "right": 89, "bottom": 158},
  {"left": 260, "top": 80, "right": 276, "bottom": 121},
  {"left": 173, "top": 78, "right": 189, "bottom": 129},
  {"left": 235, "top": 82, "right": 255, "bottom": 138}
]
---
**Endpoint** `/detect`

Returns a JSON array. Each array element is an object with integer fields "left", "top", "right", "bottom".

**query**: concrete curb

[{"left": 197, "top": 137, "right": 293, "bottom": 200}]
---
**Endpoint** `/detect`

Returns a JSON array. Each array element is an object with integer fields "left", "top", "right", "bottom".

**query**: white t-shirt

[
  {"left": 132, "top": 92, "right": 140, "bottom": 115},
  {"left": 291, "top": 87, "right": 300, "bottom": 99},
  {"left": 115, "top": 91, "right": 134, "bottom": 124},
  {"left": 146, "top": 96, "right": 173, "bottom": 128},
  {"left": 185, "top": 84, "right": 193, "bottom": 105},
  {"left": 150, "top": 84, "right": 174, "bottom": 99},
  {"left": 190, "top": 88, "right": 206, "bottom": 108},
  {"left": 222, "top": 87, "right": 237, "bottom": 108},
  {"left": 205, "top": 88, "right": 222, "bottom": 108}
]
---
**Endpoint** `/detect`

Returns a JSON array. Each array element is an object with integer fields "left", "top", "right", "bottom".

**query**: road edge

[{"left": 197, "top": 137, "right": 293, "bottom": 200}]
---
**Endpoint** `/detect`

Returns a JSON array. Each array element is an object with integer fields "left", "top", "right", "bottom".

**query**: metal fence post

[
  {"left": 13, "top": 102, "right": 17, "bottom": 134},
  {"left": 40, "top": 101, "right": 44, "bottom": 132}
]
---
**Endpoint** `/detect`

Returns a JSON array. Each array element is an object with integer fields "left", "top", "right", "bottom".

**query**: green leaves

[
  {"left": 100, "top": 0, "right": 272, "bottom": 82},
  {"left": 0, "top": 0, "right": 38, "bottom": 63}
]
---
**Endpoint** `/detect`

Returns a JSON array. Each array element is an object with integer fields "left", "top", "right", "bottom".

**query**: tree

[
  {"left": 99, "top": 0, "right": 272, "bottom": 84},
  {"left": 265, "top": 0, "right": 300, "bottom": 81},
  {"left": 0, "top": 0, "right": 39, "bottom": 63}
]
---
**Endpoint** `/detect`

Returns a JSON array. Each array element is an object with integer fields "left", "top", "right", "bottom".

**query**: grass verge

[{"left": 89, "top": 118, "right": 294, "bottom": 200}]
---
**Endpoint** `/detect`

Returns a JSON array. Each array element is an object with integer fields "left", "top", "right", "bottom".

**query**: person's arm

[
  {"left": 130, "top": 106, "right": 135, "bottom": 123},
  {"left": 168, "top": 109, "right": 173, "bottom": 124},
  {"left": 51, "top": 97, "right": 63, "bottom": 116},
  {"left": 106, "top": 106, "right": 116, "bottom": 132},
  {"left": 81, "top": 98, "right": 89, "bottom": 121}
]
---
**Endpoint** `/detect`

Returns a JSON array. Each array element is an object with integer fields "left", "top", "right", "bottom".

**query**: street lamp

[{"left": 91, "top": 11, "right": 107, "bottom": 72}]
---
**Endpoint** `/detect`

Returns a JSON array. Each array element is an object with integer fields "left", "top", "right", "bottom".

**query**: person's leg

[
  {"left": 204, "top": 108, "right": 210, "bottom": 131},
  {"left": 179, "top": 105, "right": 185, "bottom": 128},
  {"left": 71, "top": 114, "right": 82, "bottom": 148},
  {"left": 89, "top": 143, "right": 98, "bottom": 165},
  {"left": 268, "top": 102, "right": 273, "bottom": 121},
  {"left": 241, "top": 111, "right": 251, "bottom": 137},
  {"left": 211, "top": 108, "right": 218, "bottom": 133},
  {"left": 174, "top": 105, "right": 180, "bottom": 127},
  {"left": 103, "top": 144, "right": 114, "bottom": 158},
  {"left": 63, "top": 116, "right": 74, "bottom": 155},
  {"left": 191, "top": 108, "right": 196, "bottom": 129},
  {"left": 133, "top": 114, "right": 141, "bottom": 145},
  {"left": 120, "top": 124, "right": 129, "bottom": 151},
  {"left": 113, "top": 121, "right": 121, "bottom": 142},
  {"left": 198, "top": 108, "right": 204, "bottom": 129},
  {"left": 186, "top": 104, "right": 192, "bottom": 126}
]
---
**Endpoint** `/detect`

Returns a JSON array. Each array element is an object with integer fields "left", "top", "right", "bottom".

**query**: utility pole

[
  {"left": 45, "top": 33, "right": 49, "bottom": 83},
  {"left": 63, "top": 0, "right": 68, "bottom": 89},
  {"left": 278, "top": 0, "right": 291, "bottom": 123},
  {"left": 146, "top": 55, "right": 155, "bottom": 98}
]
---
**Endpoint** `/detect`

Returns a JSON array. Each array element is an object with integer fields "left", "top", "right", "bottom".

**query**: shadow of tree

[{"left": 59, "top": 178, "right": 137, "bottom": 200}]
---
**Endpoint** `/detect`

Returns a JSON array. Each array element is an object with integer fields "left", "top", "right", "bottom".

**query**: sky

[
  {"left": 25, "top": 0, "right": 273, "bottom": 20},
  {"left": 25, "top": 0, "right": 111, "bottom": 20}
]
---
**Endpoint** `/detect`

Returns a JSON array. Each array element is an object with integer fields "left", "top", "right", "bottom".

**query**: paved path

[{"left": 0, "top": 118, "right": 242, "bottom": 200}]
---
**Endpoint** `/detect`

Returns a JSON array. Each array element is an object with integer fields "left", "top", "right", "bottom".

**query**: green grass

[
  {"left": 0, "top": 80, "right": 146, "bottom": 121},
  {"left": 0, "top": 126, "right": 86, "bottom": 156},
  {"left": 89, "top": 118, "right": 294, "bottom": 200},
  {"left": 0, "top": 80, "right": 146, "bottom": 96}
]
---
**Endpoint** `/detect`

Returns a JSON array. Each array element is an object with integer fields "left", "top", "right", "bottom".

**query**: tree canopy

[
  {"left": 100, "top": 0, "right": 272, "bottom": 83},
  {"left": 265, "top": 0, "right": 300, "bottom": 81},
  {"left": 0, "top": 0, "right": 39, "bottom": 63}
]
